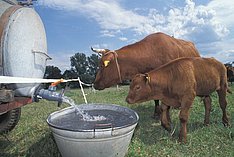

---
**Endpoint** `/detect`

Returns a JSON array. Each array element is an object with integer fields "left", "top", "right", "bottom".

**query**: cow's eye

[{"left": 135, "top": 85, "right": 141, "bottom": 91}]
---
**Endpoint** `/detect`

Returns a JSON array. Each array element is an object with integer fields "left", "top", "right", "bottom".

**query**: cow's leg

[
  {"left": 178, "top": 94, "right": 195, "bottom": 143},
  {"left": 217, "top": 88, "right": 230, "bottom": 127},
  {"left": 160, "top": 103, "right": 171, "bottom": 132},
  {"left": 166, "top": 105, "right": 171, "bottom": 126},
  {"left": 153, "top": 100, "right": 161, "bottom": 120},
  {"left": 203, "top": 96, "right": 212, "bottom": 126}
]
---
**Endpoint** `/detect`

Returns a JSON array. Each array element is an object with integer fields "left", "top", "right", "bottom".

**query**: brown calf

[{"left": 126, "top": 57, "right": 230, "bottom": 143}]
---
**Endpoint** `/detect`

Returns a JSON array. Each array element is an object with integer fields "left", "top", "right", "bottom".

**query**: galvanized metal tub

[{"left": 47, "top": 103, "right": 139, "bottom": 157}]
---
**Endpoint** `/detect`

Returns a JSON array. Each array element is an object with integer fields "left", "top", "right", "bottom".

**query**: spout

[{"left": 35, "top": 89, "right": 63, "bottom": 105}]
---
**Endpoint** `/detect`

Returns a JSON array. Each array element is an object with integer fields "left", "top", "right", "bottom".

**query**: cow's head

[
  {"left": 126, "top": 73, "right": 152, "bottom": 104},
  {"left": 226, "top": 66, "right": 234, "bottom": 76},
  {"left": 91, "top": 47, "right": 121, "bottom": 90}
]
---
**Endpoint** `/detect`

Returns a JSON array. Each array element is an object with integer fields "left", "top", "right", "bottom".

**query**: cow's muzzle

[
  {"left": 126, "top": 97, "right": 134, "bottom": 104},
  {"left": 93, "top": 83, "right": 105, "bottom": 90}
]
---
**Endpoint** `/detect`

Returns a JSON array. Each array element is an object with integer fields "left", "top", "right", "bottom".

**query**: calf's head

[
  {"left": 91, "top": 47, "right": 121, "bottom": 90},
  {"left": 126, "top": 74, "right": 152, "bottom": 104}
]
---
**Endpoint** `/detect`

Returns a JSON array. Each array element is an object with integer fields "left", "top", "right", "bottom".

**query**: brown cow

[
  {"left": 91, "top": 32, "right": 201, "bottom": 119},
  {"left": 126, "top": 57, "right": 230, "bottom": 143},
  {"left": 225, "top": 65, "right": 234, "bottom": 84}
]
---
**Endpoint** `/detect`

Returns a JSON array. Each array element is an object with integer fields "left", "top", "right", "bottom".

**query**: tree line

[
  {"left": 44, "top": 53, "right": 99, "bottom": 88},
  {"left": 45, "top": 52, "right": 234, "bottom": 89}
]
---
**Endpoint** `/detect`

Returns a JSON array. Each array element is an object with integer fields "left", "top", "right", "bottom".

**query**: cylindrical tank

[{"left": 0, "top": 0, "right": 49, "bottom": 97}]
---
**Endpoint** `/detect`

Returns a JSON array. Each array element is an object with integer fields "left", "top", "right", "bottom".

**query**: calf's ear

[{"left": 145, "top": 73, "right": 151, "bottom": 83}]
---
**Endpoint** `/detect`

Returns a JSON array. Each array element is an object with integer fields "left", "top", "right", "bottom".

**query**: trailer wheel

[{"left": 0, "top": 108, "right": 21, "bottom": 133}]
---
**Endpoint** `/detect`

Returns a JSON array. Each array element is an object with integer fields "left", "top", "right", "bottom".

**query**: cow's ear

[
  {"left": 145, "top": 73, "right": 151, "bottom": 83},
  {"left": 104, "top": 60, "right": 110, "bottom": 67},
  {"left": 103, "top": 53, "right": 115, "bottom": 67}
]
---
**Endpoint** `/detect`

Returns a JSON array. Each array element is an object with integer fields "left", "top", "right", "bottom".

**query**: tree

[
  {"left": 87, "top": 54, "right": 99, "bottom": 82},
  {"left": 70, "top": 53, "right": 88, "bottom": 77},
  {"left": 69, "top": 53, "right": 99, "bottom": 84},
  {"left": 44, "top": 65, "right": 62, "bottom": 79},
  {"left": 43, "top": 65, "right": 62, "bottom": 88},
  {"left": 62, "top": 69, "right": 77, "bottom": 79},
  {"left": 62, "top": 69, "right": 79, "bottom": 88}
]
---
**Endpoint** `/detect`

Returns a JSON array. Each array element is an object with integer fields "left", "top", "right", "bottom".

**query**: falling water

[{"left": 62, "top": 96, "right": 106, "bottom": 121}]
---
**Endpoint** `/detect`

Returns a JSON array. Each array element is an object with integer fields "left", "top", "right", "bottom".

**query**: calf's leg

[
  {"left": 179, "top": 95, "right": 195, "bottom": 143},
  {"left": 160, "top": 103, "right": 171, "bottom": 131},
  {"left": 203, "top": 96, "right": 212, "bottom": 125},
  {"left": 179, "top": 109, "right": 190, "bottom": 143}
]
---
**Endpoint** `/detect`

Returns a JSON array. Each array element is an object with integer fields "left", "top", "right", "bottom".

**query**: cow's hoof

[
  {"left": 222, "top": 118, "right": 230, "bottom": 127},
  {"left": 161, "top": 123, "right": 171, "bottom": 132},
  {"left": 223, "top": 122, "right": 231, "bottom": 127},
  {"left": 204, "top": 122, "right": 210, "bottom": 126}
]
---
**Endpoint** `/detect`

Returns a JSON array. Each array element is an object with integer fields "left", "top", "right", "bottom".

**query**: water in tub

[
  {"left": 51, "top": 97, "right": 136, "bottom": 131},
  {"left": 62, "top": 96, "right": 106, "bottom": 121}
]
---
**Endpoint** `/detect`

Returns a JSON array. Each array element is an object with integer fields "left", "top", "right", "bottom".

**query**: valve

[{"left": 34, "top": 79, "right": 64, "bottom": 106}]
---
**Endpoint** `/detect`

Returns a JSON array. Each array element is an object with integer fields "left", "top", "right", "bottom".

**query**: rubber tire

[{"left": 0, "top": 108, "right": 21, "bottom": 133}]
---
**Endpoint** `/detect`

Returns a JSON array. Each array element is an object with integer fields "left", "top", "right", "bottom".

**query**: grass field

[{"left": 0, "top": 85, "right": 234, "bottom": 157}]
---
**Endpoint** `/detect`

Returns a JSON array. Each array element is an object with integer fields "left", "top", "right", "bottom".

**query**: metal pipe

[
  {"left": 36, "top": 89, "right": 63, "bottom": 104},
  {"left": 0, "top": 76, "right": 79, "bottom": 84}
]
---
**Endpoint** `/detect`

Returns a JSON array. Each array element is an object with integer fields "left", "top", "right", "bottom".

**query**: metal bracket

[
  {"left": 32, "top": 50, "right": 52, "bottom": 60},
  {"left": 93, "top": 123, "right": 113, "bottom": 138}
]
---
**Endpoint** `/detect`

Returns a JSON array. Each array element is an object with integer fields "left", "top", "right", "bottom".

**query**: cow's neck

[
  {"left": 150, "top": 82, "right": 181, "bottom": 107},
  {"left": 116, "top": 55, "right": 140, "bottom": 80},
  {"left": 149, "top": 70, "right": 180, "bottom": 106},
  {"left": 116, "top": 51, "right": 153, "bottom": 80},
  {"left": 148, "top": 71, "right": 168, "bottom": 98}
]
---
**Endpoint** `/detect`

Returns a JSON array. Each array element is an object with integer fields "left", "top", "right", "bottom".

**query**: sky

[{"left": 33, "top": 0, "right": 234, "bottom": 72}]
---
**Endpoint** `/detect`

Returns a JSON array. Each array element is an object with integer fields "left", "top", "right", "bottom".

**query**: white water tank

[{"left": 0, "top": 1, "right": 49, "bottom": 97}]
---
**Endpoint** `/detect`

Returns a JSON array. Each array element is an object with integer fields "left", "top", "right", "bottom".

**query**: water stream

[{"left": 62, "top": 96, "right": 106, "bottom": 121}]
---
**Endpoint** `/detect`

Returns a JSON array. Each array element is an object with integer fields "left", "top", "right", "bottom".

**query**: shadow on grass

[
  {"left": 0, "top": 134, "right": 16, "bottom": 157},
  {"left": 0, "top": 132, "right": 40, "bottom": 157},
  {"left": 26, "top": 132, "right": 61, "bottom": 157},
  {"left": 129, "top": 104, "right": 168, "bottom": 145},
  {"left": 0, "top": 129, "right": 61, "bottom": 157},
  {"left": 0, "top": 125, "right": 61, "bottom": 157},
  {"left": 129, "top": 103, "right": 216, "bottom": 145}
]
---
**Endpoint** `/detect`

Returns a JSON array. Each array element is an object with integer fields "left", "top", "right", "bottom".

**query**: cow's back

[
  {"left": 117, "top": 32, "right": 200, "bottom": 70},
  {"left": 150, "top": 57, "right": 226, "bottom": 96},
  {"left": 192, "top": 58, "right": 226, "bottom": 95}
]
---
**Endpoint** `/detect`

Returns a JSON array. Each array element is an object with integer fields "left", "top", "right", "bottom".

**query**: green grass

[{"left": 1, "top": 85, "right": 234, "bottom": 157}]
